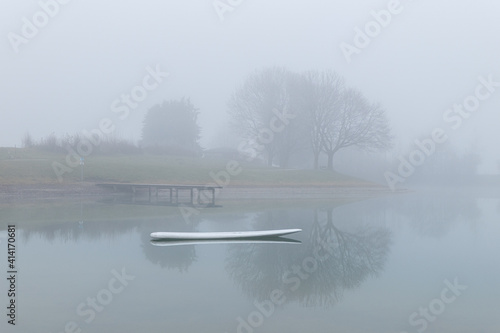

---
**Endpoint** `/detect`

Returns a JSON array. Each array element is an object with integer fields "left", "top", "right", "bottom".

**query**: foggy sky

[{"left": 1, "top": 0, "right": 500, "bottom": 172}]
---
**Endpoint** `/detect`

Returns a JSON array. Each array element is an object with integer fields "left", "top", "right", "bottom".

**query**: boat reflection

[{"left": 150, "top": 237, "right": 301, "bottom": 247}]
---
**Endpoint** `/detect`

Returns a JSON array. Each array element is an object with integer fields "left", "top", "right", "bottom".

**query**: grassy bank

[{"left": 0, "top": 147, "right": 377, "bottom": 187}]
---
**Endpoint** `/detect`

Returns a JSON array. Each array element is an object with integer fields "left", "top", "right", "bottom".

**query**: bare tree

[
  {"left": 275, "top": 75, "right": 311, "bottom": 167},
  {"left": 321, "top": 88, "right": 392, "bottom": 169},
  {"left": 228, "top": 67, "right": 300, "bottom": 167},
  {"left": 229, "top": 67, "right": 392, "bottom": 169},
  {"left": 301, "top": 71, "right": 344, "bottom": 169}
]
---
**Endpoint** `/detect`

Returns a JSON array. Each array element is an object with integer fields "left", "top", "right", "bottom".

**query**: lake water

[{"left": 1, "top": 190, "right": 499, "bottom": 333}]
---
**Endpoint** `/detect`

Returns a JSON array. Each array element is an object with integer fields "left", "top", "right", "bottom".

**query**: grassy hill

[{"left": 0, "top": 147, "right": 377, "bottom": 187}]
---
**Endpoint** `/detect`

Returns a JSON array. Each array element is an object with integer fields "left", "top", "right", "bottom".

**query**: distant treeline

[{"left": 21, "top": 132, "right": 142, "bottom": 155}]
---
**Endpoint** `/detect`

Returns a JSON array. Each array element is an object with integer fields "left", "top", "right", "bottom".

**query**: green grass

[{"left": 0, "top": 147, "right": 376, "bottom": 186}]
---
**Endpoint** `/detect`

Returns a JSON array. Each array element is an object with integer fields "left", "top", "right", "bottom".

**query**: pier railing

[{"left": 96, "top": 183, "right": 223, "bottom": 206}]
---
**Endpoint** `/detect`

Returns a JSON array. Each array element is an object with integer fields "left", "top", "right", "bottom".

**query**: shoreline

[{"left": 0, "top": 182, "right": 400, "bottom": 202}]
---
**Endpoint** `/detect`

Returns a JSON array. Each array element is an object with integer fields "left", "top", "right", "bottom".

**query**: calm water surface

[{"left": 1, "top": 191, "right": 499, "bottom": 333}]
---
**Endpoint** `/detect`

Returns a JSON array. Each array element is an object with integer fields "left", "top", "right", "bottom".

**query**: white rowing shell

[
  {"left": 150, "top": 238, "right": 301, "bottom": 247},
  {"left": 150, "top": 229, "right": 302, "bottom": 240}
]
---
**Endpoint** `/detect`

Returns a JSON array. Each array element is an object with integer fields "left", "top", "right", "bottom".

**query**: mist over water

[{"left": 1, "top": 193, "right": 499, "bottom": 332}]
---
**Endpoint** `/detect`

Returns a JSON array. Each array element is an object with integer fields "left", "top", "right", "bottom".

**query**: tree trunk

[
  {"left": 267, "top": 150, "right": 274, "bottom": 166},
  {"left": 327, "top": 152, "right": 334, "bottom": 170}
]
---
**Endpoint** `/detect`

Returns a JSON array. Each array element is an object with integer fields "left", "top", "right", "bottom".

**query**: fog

[{"left": 2, "top": 0, "right": 500, "bottom": 175}]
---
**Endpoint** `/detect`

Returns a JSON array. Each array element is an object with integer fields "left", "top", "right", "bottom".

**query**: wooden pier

[{"left": 96, "top": 183, "right": 222, "bottom": 206}]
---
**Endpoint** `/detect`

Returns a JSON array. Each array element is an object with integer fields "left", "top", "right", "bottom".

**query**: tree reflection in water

[
  {"left": 225, "top": 207, "right": 391, "bottom": 307},
  {"left": 141, "top": 233, "right": 197, "bottom": 273},
  {"left": 140, "top": 216, "right": 200, "bottom": 273}
]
